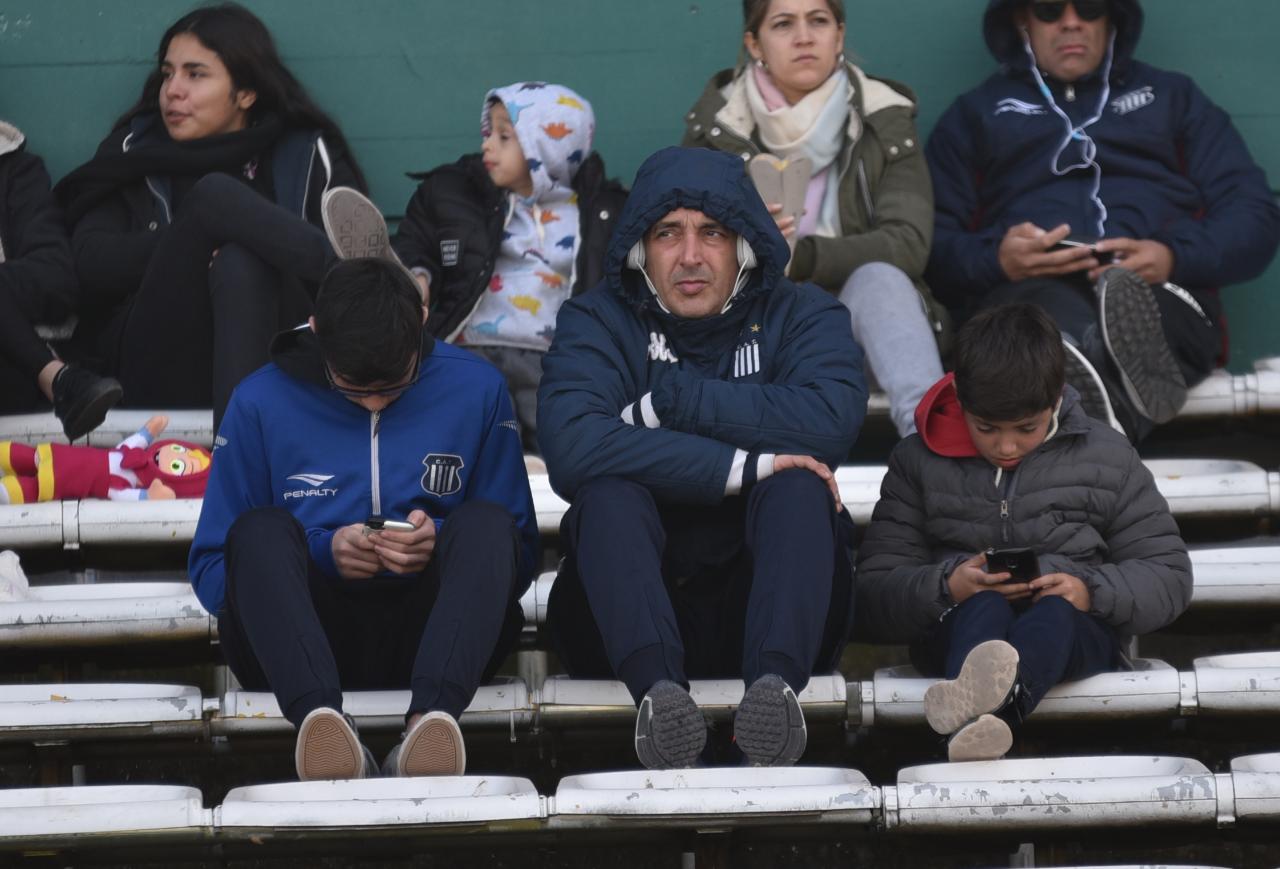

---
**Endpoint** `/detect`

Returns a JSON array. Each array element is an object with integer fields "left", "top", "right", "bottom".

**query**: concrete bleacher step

[
  {"left": 0, "top": 683, "right": 206, "bottom": 741},
  {"left": 882, "top": 756, "right": 1227, "bottom": 832},
  {"left": 213, "top": 680, "right": 531, "bottom": 735},
  {"left": 1189, "top": 652, "right": 1280, "bottom": 715},
  {"left": 8, "top": 459, "right": 1277, "bottom": 551},
  {"left": 2, "top": 357, "right": 1275, "bottom": 449},
  {"left": 1189, "top": 545, "right": 1280, "bottom": 608},
  {"left": 0, "top": 785, "right": 210, "bottom": 844},
  {"left": 862, "top": 659, "right": 1182, "bottom": 727},
  {"left": 549, "top": 767, "right": 878, "bottom": 829},
  {"left": 1230, "top": 753, "right": 1280, "bottom": 825},
  {"left": 215, "top": 777, "right": 545, "bottom": 832},
  {"left": 535, "top": 673, "right": 848, "bottom": 726},
  {"left": 0, "top": 581, "right": 210, "bottom": 647}
]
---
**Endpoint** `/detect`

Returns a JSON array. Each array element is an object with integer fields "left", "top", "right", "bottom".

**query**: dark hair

[
  {"left": 743, "top": 0, "right": 846, "bottom": 35},
  {"left": 314, "top": 259, "right": 423, "bottom": 385},
  {"left": 117, "top": 2, "right": 365, "bottom": 187},
  {"left": 954, "top": 303, "right": 1065, "bottom": 421}
]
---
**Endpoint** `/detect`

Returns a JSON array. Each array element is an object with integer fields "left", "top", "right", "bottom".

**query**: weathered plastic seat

[
  {"left": 1188, "top": 545, "right": 1280, "bottom": 609},
  {"left": 0, "top": 683, "right": 205, "bottom": 741},
  {"left": 862, "top": 659, "right": 1180, "bottom": 726},
  {"left": 0, "top": 582, "right": 210, "bottom": 647},
  {"left": 883, "top": 755, "right": 1225, "bottom": 831},
  {"left": 0, "top": 785, "right": 209, "bottom": 844},
  {"left": 215, "top": 777, "right": 544, "bottom": 833},
  {"left": 213, "top": 680, "right": 532, "bottom": 735},
  {"left": 1189, "top": 652, "right": 1280, "bottom": 715},
  {"left": 0, "top": 409, "right": 213, "bottom": 447},
  {"left": 535, "top": 673, "right": 848, "bottom": 726},
  {"left": 0, "top": 498, "right": 203, "bottom": 550},
  {"left": 550, "top": 767, "right": 877, "bottom": 829},
  {"left": 1146, "top": 459, "right": 1280, "bottom": 518},
  {"left": 1230, "top": 752, "right": 1280, "bottom": 824}
]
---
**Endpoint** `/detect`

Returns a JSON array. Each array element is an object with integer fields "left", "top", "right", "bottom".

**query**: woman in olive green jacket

[{"left": 682, "top": 0, "right": 947, "bottom": 437}]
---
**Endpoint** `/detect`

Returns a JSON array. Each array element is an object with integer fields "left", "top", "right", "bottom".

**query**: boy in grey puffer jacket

[{"left": 856, "top": 303, "right": 1190, "bottom": 762}]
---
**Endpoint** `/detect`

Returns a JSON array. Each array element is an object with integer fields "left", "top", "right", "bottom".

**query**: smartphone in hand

[
  {"left": 984, "top": 547, "right": 1041, "bottom": 582},
  {"left": 364, "top": 515, "right": 416, "bottom": 534},
  {"left": 1050, "top": 236, "right": 1116, "bottom": 265}
]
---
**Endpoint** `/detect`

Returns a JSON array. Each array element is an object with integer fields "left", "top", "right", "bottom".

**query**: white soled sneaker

[
  {"left": 382, "top": 711, "right": 466, "bottom": 777},
  {"left": 923, "top": 640, "right": 1020, "bottom": 736}
]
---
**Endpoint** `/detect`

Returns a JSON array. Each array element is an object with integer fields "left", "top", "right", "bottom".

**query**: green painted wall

[{"left": 1, "top": 1, "right": 1276, "bottom": 368}]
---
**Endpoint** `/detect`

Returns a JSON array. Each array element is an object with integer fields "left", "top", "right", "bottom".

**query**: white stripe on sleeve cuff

[
  {"left": 639, "top": 392, "right": 661, "bottom": 428},
  {"left": 724, "top": 449, "right": 749, "bottom": 496},
  {"left": 756, "top": 453, "right": 776, "bottom": 483}
]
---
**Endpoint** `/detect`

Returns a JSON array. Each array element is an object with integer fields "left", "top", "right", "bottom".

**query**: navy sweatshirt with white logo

[
  {"left": 926, "top": 0, "right": 1279, "bottom": 312},
  {"left": 188, "top": 326, "right": 539, "bottom": 615}
]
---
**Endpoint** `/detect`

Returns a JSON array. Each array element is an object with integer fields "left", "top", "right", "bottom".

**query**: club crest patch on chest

[
  {"left": 421, "top": 453, "right": 464, "bottom": 497},
  {"left": 440, "top": 239, "right": 461, "bottom": 267}
]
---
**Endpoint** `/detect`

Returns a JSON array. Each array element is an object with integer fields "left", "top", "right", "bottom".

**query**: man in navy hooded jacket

[
  {"left": 927, "top": 0, "right": 1279, "bottom": 440},
  {"left": 537, "top": 147, "right": 867, "bottom": 769}
]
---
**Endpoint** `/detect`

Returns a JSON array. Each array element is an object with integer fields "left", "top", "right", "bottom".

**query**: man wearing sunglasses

[
  {"left": 926, "top": 0, "right": 1279, "bottom": 441},
  {"left": 189, "top": 258, "right": 538, "bottom": 782}
]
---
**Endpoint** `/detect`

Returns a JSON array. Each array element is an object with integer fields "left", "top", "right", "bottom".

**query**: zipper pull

[
  {"left": 1000, "top": 499, "right": 1009, "bottom": 520},
  {"left": 1065, "top": 83, "right": 1076, "bottom": 102}
]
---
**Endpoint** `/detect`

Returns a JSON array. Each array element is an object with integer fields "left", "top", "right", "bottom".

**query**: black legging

[
  {"left": 112, "top": 173, "right": 336, "bottom": 429},
  {"left": 0, "top": 284, "right": 56, "bottom": 413}
]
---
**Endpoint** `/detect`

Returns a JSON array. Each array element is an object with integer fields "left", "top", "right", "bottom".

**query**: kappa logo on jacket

[
  {"left": 994, "top": 98, "right": 1046, "bottom": 117},
  {"left": 421, "top": 454, "right": 464, "bottom": 497},
  {"left": 1110, "top": 86, "right": 1155, "bottom": 116},
  {"left": 648, "top": 332, "right": 679, "bottom": 364},
  {"left": 283, "top": 473, "right": 339, "bottom": 500}
]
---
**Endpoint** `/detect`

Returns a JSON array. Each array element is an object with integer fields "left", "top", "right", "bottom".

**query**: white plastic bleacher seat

[
  {"left": 215, "top": 777, "right": 545, "bottom": 832},
  {"left": 882, "top": 756, "right": 1225, "bottom": 831},
  {"left": 1189, "top": 652, "right": 1280, "bottom": 715},
  {"left": 535, "top": 673, "right": 847, "bottom": 726},
  {"left": 550, "top": 767, "right": 877, "bottom": 828},
  {"left": 1147, "top": 459, "right": 1280, "bottom": 518},
  {"left": 213, "top": 679, "right": 532, "bottom": 735},
  {"left": 0, "top": 683, "right": 205, "bottom": 740},
  {"left": 0, "top": 498, "right": 203, "bottom": 550},
  {"left": 1188, "top": 546, "right": 1280, "bottom": 608},
  {"left": 0, "top": 785, "right": 210, "bottom": 843},
  {"left": 0, "top": 409, "right": 213, "bottom": 448},
  {"left": 1178, "top": 358, "right": 1280, "bottom": 418},
  {"left": 863, "top": 659, "right": 1181, "bottom": 727},
  {"left": 0, "top": 582, "right": 210, "bottom": 647},
  {"left": 1230, "top": 752, "right": 1280, "bottom": 824},
  {"left": 517, "top": 570, "right": 555, "bottom": 630}
]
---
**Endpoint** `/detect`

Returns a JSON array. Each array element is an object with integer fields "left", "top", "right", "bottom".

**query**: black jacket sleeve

[{"left": 0, "top": 150, "right": 79, "bottom": 323}]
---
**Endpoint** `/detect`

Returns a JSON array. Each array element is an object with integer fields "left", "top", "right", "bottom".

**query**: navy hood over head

[
  {"left": 537, "top": 146, "right": 867, "bottom": 505},
  {"left": 983, "top": 0, "right": 1143, "bottom": 79}
]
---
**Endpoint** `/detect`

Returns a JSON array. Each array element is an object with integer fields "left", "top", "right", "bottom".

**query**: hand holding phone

[
  {"left": 984, "top": 547, "right": 1042, "bottom": 583},
  {"left": 365, "top": 510, "right": 435, "bottom": 575},
  {"left": 1050, "top": 236, "right": 1116, "bottom": 265},
  {"left": 364, "top": 516, "right": 417, "bottom": 534}
]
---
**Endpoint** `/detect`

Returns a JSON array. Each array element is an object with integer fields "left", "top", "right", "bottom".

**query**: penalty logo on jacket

[{"left": 421, "top": 453, "right": 464, "bottom": 497}]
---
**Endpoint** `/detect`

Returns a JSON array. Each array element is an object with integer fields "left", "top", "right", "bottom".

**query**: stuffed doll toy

[{"left": 0, "top": 415, "right": 210, "bottom": 503}]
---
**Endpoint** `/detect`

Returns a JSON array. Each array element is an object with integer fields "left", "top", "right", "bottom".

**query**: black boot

[{"left": 51, "top": 365, "right": 123, "bottom": 441}]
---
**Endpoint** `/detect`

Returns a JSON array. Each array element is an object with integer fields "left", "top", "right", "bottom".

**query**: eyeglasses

[
  {"left": 1030, "top": 0, "right": 1108, "bottom": 23},
  {"left": 324, "top": 335, "right": 423, "bottom": 400}
]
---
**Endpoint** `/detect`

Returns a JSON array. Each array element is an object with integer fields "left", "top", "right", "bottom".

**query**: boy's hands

[
  {"left": 330, "top": 510, "right": 436, "bottom": 579},
  {"left": 947, "top": 552, "right": 1031, "bottom": 604},
  {"left": 1030, "top": 572, "right": 1091, "bottom": 611},
  {"left": 368, "top": 509, "right": 436, "bottom": 575}
]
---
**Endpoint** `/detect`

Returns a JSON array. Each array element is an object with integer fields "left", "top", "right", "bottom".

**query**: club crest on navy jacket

[
  {"left": 925, "top": 0, "right": 1279, "bottom": 308},
  {"left": 188, "top": 327, "right": 540, "bottom": 615},
  {"left": 536, "top": 146, "right": 868, "bottom": 504}
]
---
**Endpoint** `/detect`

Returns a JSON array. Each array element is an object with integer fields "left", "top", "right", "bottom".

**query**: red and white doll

[{"left": 0, "top": 415, "right": 210, "bottom": 503}]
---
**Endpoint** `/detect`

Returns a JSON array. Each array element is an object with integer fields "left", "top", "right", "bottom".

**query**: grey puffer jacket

[{"left": 856, "top": 379, "right": 1191, "bottom": 644}]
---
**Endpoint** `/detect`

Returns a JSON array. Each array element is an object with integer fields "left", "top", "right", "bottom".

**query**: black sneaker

[
  {"left": 733, "top": 674, "right": 807, "bottom": 767},
  {"left": 51, "top": 365, "right": 123, "bottom": 441},
  {"left": 634, "top": 680, "right": 706, "bottom": 770},
  {"left": 1096, "top": 268, "right": 1187, "bottom": 424},
  {"left": 1061, "top": 340, "right": 1122, "bottom": 433}
]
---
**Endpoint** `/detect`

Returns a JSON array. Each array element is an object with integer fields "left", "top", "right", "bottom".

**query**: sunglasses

[
  {"left": 1030, "top": 0, "right": 1108, "bottom": 23},
  {"left": 324, "top": 335, "right": 423, "bottom": 400}
]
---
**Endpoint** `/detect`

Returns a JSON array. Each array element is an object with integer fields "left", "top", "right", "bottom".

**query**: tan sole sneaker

[
  {"left": 923, "top": 639, "right": 1020, "bottom": 735},
  {"left": 948, "top": 713, "right": 1013, "bottom": 762},
  {"left": 391, "top": 711, "right": 466, "bottom": 777},
  {"left": 295, "top": 707, "right": 367, "bottom": 781}
]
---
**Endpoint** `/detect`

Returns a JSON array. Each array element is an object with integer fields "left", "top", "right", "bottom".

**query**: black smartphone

[
  {"left": 1051, "top": 236, "right": 1116, "bottom": 265},
  {"left": 364, "top": 516, "right": 416, "bottom": 533},
  {"left": 984, "top": 547, "right": 1041, "bottom": 582}
]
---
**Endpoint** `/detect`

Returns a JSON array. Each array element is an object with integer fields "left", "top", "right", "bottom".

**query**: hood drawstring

[{"left": 1021, "top": 28, "right": 1116, "bottom": 238}]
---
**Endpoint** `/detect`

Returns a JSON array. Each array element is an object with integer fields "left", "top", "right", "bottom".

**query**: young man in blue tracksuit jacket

[
  {"left": 189, "top": 259, "right": 538, "bottom": 782},
  {"left": 537, "top": 146, "right": 867, "bottom": 770},
  {"left": 926, "top": 0, "right": 1279, "bottom": 441}
]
